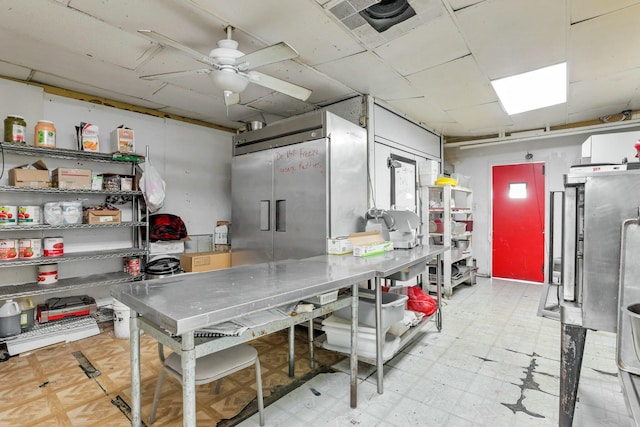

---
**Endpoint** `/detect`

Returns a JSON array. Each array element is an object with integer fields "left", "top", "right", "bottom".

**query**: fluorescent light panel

[{"left": 491, "top": 63, "right": 567, "bottom": 115}]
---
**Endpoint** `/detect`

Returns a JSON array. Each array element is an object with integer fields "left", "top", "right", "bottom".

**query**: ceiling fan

[{"left": 138, "top": 26, "right": 312, "bottom": 106}]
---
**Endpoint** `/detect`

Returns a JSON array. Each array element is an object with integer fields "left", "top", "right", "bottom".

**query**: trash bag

[
  {"left": 405, "top": 286, "right": 437, "bottom": 316},
  {"left": 139, "top": 163, "right": 165, "bottom": 213}
]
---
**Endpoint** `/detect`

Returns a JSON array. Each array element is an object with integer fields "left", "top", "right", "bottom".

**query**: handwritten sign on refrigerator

[{"left": 275, "top": 146, "right": 324, "bottom": 175}]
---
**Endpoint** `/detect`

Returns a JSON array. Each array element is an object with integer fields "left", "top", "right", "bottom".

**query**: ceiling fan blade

[
  {"left": 248, "top": 71, "right": 312, "bottom": 101},
  {"left": 237, "top": 42, "right": 299, "bottom": 70},
  {"left": 140, "top": 69, "right": 211, "bottom": 80},
  {"left": 138, "top": 29, "right": 216, "bottom": 67},
  {"left": 224, "top": 90, "right": 240, "bottom": 106}
]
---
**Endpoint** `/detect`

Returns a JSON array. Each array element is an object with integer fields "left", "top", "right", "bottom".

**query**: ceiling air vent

[{"left": 360, "top": 0, "right": 416, "bottom": 32}]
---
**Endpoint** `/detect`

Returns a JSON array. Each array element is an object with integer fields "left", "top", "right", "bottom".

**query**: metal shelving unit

[
  {"left": 426, "top": 185, "right": 475, "bottom": 298},
  {"left": 0, "top": 142, "right": 148, "bottom": 301}
]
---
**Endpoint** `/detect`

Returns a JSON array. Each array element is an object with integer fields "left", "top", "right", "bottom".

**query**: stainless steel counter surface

[
  {"left": 111, "top": 258, "right": 375, "bottom": 336},
  {"left": 305, "top": 245, "right": 446, "bottom": 277}
]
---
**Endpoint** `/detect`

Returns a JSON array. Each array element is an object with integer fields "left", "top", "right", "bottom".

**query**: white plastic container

[
  {"left": 37, "top": 264, "right": 58, "bottom": 284},
  {"left": 333, "top": 288, "right": 408, "bottom": 330},
  {"left": 0, "top": 300, "right": 21, "bottom": 338},
  {"left": 60, "top": 201, "right": 82, "bottom": 225},
  {"left": 113, "top": 299, "right": 130, "bottom": 339},
  {"left": 321, "top": 315, "right": 400, "bottom": 361},
  {"left": 44, "top": 202, "right": 63, "bottom": 226}
]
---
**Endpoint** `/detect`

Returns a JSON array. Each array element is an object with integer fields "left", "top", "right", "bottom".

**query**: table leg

[
  {"left": 308, "top": 319, "right": 315, "bottom": 369},
  {"left": 375, "top": 277, "right": 384, "bottom": 394},
  {"left": 130, "top": 310, "right": 141, "bottom": 427},
  {"left": 436, "top": 254, "right": 443, "bottom": 331},
  {"left": 350, "top": 282, "right": 359, "bottom": 408},
  {"left": 560, "top": 323, "right": 587, "bottom": 427},
  {"left": 181, "top": 332, "right": 196, "bottom": 427},
  {"left": 288, "top": 326, "right": 295, "bottom": 377}
]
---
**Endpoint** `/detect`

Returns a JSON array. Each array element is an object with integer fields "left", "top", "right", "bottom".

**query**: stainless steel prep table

[
  {"left": 112, "top": 246, "right": 445, "bottom": 427},
  {"left": 306, "top": 244, "right": 446, "bottom": 393}
]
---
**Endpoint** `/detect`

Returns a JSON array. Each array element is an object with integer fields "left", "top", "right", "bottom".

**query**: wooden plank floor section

[{"left": 0, "top": 322, "right": 345, "bottom": 426}]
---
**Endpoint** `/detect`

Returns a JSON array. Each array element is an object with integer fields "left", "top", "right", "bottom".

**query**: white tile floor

[{"left": 238, "top": 277, "right": 634, "bottom": 426}]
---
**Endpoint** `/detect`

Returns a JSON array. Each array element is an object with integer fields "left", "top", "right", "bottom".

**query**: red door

[{"left": 492, "top": 163, "right": 545, "bottom": 282}]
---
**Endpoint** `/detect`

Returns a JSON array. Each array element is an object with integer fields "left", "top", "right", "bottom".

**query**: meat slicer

[{"left": 364, "top": 208, "right": 421, "bottom": 249}]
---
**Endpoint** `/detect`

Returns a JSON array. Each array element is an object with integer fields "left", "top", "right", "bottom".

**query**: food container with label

[
  {"left": 0, "top": 239, "right": 18, "bottom": 260},
  {"left": 43, "top": 237, "right": 64, "bottom": 257},
  {"left": 37, "top": 264, "right": 58, "bottom": 284},
  {"left": 43, "top": 201, "right": 63, "bottom": 226},
  {"left": 34, "top": 120, "right": 56, "bottom": 148},
  {"left": 61, "top": 201, "right": 82, "bottom": 225},
  {"left": 0, "top": 300, "right": 21, "bottom": 338},
  {"left": 4, "top": 115, "right": 26, "bottom": 144},
  {"left": 17, "top": 297, "right": 35, "bottom": 331},
  {"left": 17, "top": 206, "right": 42, "bottom": 225},
  {"left": 0, "top": 205, "right": 18, "bottom": 226},
  {"left": 19, "top": 238, "right": 41, "bottom": 258}
]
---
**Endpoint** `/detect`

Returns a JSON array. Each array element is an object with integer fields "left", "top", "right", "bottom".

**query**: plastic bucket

[
  {"left": 0, "top": 300, "right": 21, "bottom": 338},
  {"left": 113, "top": 299, "right": 130, "bottom": 339}
]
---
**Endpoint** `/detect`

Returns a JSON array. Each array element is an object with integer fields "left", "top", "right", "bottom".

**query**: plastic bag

[
  {"left": 139, "top": 163, "right": 165, "bottom": 213},
  {"left": 405, "top": 286, "right": 437, "bottom": 316}
]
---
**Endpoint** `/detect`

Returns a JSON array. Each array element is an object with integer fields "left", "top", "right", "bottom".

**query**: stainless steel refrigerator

[{"left": 231, "top": 111, "right": 367, "bottom": 266}]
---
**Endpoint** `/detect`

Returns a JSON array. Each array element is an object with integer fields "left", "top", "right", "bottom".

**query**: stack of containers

[{"left": 321, "top": 288, "right": 407, "bottom": 361}]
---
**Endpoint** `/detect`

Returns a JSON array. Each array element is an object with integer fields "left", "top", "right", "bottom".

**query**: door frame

[{"left": 490, "top": 160, "right": 548, "bottom": 283}]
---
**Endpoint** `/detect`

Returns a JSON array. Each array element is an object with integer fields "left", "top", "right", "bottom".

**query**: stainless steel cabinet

[{"left": 231, "top": 111, "right": 367, "bottom": 266}]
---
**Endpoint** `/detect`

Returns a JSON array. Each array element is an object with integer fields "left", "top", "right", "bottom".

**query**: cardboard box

[
  {"left": 348, "top": 231, "right": 393, "bottom": 257},
  {"left": 9, "top": 161, "right": 49, "bottom": 187},
  {"left": 52, "top": 168, "right": 91, "bottom": 189},
  {"left": 180, "top": 251, "right": 231, "bottom": 273},
  {"left": 76, "top": 123, "right": 100, "bottom": 152},
  {"left": 111, "top": 127, "right": 135, "bottom": 153},
  {"left": 83, "top": 209, "right": 121, "bottom": 224},
  {"left": 327, "top": 236, "right": 353, "bottom": 255}
]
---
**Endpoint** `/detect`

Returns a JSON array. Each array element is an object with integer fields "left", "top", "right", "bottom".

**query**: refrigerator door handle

[
  {"left": 260, "top": 200, "right": 270, "bottom": 231},
  {"left": 276, "top": 200, "right": 286, "bottom": 232}
]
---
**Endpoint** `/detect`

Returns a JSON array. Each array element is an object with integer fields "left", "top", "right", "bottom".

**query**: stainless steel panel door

[
  {"left": 582, "top": 172, "right": 640, "bottom": 332},
  {"left": 272, "top": 139, "right": 328, "bottom": 261},
  {"left": 231, "top": 150, "right": 273, "bottom": 266}
]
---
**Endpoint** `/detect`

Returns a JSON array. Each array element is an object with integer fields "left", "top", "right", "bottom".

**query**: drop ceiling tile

[
  {"left": 33, "top": 73, "right": 166, "bottom": 111},
  {"left": 506, "top": 103, "right": 568, "bottom": 131},
  {"left": 158, "top": 105, "right": 241, "bottom": 130},
  {"left": 446, "top": 102, "right": 512, "bottom": 133},
  {"left": 386, "top": 97, "right": 453, "bottom": 125},
  {"left": 2, "top": 0, "right": 149, "bottom": 69},
  {"left": 246, "top": 93, "right": 317, "bottom": 117},
  {"left": 569, "top": 70, "right": 640, "bottom": 114},
  {"left": 374, "top": 15, "right": 469, "bottom": 76},
  {"left": 571, "top": 0, "right": 639, "bottom": 23},
  {"left": 407, "top": 55, "right": 496, "bottom": 110},
  {"left": 256, "top": 61, "right": 354, "bottom": 104},
  {"left": 445, "top": 0, "right": 486, "bottom": 11},
  {"left": 567, "top": 104, "right": 630, "bottom": 124},
  {"left": 315, "top": 51, "right": 416, "bottom": 100},
  {"left": 144, "top": 83, "right": 235, "bottom": 123},
  {"left": 191, "top": 0, "right": 365, "bottom": 66},
  {"left": 455, "top": 0, "right": 566, "bottom": 79},
  {"left": 570, "top": 4, "right": 640, "bottom": 82},
  {"left": 0, "top": 61, "right": 33, "bottom": 81}
]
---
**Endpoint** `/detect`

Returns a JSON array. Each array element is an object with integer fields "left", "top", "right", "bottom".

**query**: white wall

[
  {"left": 0, "top": 78, "right": 233, "bottom": 303},
  {"left": 445, "top": 135, "right": 582, "bottom": 277},
  {"left": 446, "top": 127, "right": 640, "bottom": 278}
]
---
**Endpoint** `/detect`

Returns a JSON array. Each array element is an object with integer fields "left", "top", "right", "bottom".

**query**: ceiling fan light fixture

[{"left": 210, "top": 68, "right": 249, "bottom": 93}]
